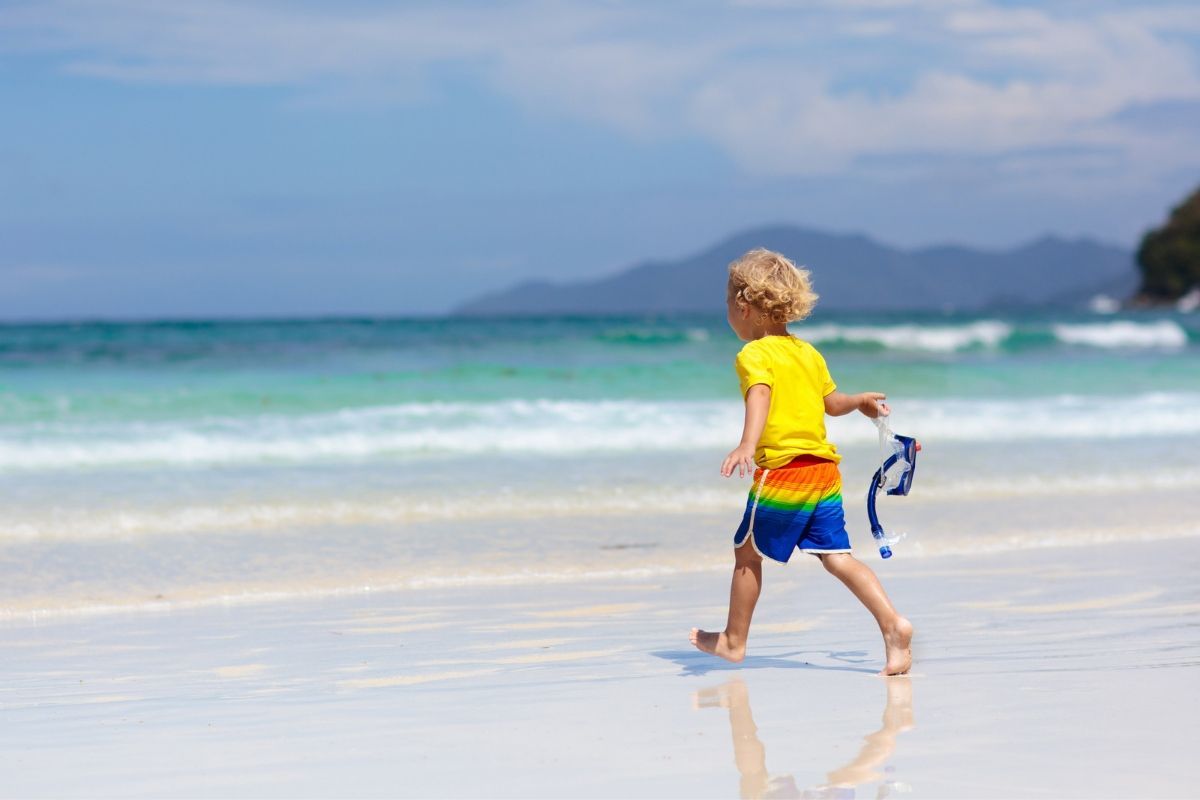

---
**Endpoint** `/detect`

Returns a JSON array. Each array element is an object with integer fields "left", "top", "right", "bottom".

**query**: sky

[{"left": 2, "top": 0, "right": 1200, "bottom": 320}]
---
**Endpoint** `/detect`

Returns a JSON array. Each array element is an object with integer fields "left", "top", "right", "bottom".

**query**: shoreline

[{"left": 4, "top": 518, "right": 1198, "bottom": 622}]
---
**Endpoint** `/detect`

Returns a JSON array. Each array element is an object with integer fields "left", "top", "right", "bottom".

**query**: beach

[
  {"left": 3, "top": 536, "right": 1198, "bottom": 798},
  {"left": 8, "top": 0, "right": 1200, "bottom": 793},
  {"left": 2, "top": 312, "right": 1199, "bottom": 796}
]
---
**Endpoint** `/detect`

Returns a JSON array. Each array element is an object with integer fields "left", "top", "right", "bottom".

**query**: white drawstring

[{"left": 747, "top": 467, "right": 770, "bottom": 536}]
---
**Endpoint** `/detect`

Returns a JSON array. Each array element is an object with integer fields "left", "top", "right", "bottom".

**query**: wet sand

[{"left": 3, "top": 538, "right": 1199, "bottom": 798}]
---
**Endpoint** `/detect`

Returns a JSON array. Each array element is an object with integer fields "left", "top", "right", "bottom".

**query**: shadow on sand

[{"left": 652, "top": 649, "right": 879, "bottom": 677}]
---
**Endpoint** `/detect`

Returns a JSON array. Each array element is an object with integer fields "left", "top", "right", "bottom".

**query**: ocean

[{"left": 2, "top": 310, "right": 1199, "bottom": 616}]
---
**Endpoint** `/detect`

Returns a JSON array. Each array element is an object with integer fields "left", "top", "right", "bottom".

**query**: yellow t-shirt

[{"left": 735, "top": 335, "right": 840, "bottom": 468}]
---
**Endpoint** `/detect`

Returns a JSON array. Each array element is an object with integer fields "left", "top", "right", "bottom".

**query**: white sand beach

[
  {"left": 4, "top": 313, "right": 1200, "bottom": 797},
  {"left": 7, "top": 1, "right": 1200, "bottom": 794},
  {"left": 3, "top": 533, "right": 1198, "bottom": 798}
]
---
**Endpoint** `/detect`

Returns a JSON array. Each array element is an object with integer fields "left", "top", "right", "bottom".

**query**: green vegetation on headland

[{"left": 1137, "top": 186, "right": 1200, "bottom": 303}]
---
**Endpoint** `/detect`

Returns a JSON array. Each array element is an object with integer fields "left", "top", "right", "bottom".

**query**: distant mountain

[{"left": 453, "top": 225, "right": 1136, "bottom": 316}]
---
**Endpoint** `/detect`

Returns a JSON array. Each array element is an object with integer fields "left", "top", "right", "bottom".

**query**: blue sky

[{"left": 2, "top": 0, "right": 1199, "bottom": 319}]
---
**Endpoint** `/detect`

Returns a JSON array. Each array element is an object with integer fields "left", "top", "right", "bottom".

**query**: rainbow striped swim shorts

[{"left": 733, "top": 454, "right": 852, "bottom": 563}]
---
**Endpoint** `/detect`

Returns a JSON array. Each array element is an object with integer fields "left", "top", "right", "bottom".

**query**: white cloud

[{"left": 2, "top": 0, "right": 1199, "bottom": 182}]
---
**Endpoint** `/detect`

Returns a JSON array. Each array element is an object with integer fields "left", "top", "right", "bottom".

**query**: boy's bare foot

[
  {"left": 881, "top": 617, "right": 913, "bottom": 675},
  {"left": 690, "top": 627, "right": 746, "bottom": 663}
]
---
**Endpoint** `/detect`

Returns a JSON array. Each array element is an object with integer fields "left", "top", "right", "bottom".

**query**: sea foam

[
  {"left": 1052, "top": 320, "right": 1189, "bottom": 349},
  {"left": 796, "top": 319, "right": 1194, "bottom": 352},
  {"left": 798, "top": 320, "right": 1014, "bottom": 352},
  {"left": 2, "top": 393, "right": 1199, "bottom": 472}
]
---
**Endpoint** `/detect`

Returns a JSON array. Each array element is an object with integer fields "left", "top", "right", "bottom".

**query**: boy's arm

[
  {"left": 722, "top": 384, "right": 771, "bottom": 478},
  {"left": 824, "top": 390, "right": 889, "bottom": 418}
]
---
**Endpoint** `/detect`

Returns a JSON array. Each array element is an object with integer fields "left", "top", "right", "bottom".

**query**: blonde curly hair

[{"left": 727, "top": 248, "right": 818, "bottom": 323}]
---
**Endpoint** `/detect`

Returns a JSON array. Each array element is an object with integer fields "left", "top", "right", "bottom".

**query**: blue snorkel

[{"left": 866, "top": 416, "right": 920, "bottom": 559}]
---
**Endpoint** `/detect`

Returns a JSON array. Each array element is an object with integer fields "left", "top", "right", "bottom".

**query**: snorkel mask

[{"left": 866, "top": 416, "right": 920, "bottom": 559}]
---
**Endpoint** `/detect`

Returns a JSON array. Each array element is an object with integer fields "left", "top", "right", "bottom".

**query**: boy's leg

[
  {"left": 690, "top": 542, "right": 763, "bottom": 663},
  {"left": 818, "top": 553, "right": 913, "bottom": 675}
]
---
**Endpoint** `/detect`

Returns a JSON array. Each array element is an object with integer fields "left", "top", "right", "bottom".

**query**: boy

[{"left": 690, "top": 248, "right": 913, "bottom": 675}]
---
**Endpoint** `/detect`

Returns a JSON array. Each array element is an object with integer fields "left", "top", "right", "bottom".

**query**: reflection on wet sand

[{"left": 694, "top": 677, "right": 914, "bottom": 799}]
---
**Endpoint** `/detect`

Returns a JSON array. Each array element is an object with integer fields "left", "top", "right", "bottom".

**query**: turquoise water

[
  {"left": 1, "top": 311, "right": 1198, "bottom": 613},
  {"left": 3, "top": 311, "right": 1198, "bottom": 419}
]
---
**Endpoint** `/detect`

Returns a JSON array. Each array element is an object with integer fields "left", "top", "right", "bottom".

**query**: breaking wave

[
  {"left": 3, "top": 392, "right": 1199, "bottom": 473},
  {"left": 797, "top": 319, "right": 1192, "bottom": 352}
]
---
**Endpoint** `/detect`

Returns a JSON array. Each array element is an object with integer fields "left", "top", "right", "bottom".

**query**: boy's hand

[
  {"left": 858, "top": 392, "right": 890, "bottom": 418},
  {"left": 721, "top": 443, "right": 757, "bottom": 478}
]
